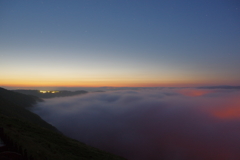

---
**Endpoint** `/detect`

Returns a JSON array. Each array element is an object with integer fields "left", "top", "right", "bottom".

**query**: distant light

[{"left": 39, "top": 90, "right": 59, "bottom": 94}]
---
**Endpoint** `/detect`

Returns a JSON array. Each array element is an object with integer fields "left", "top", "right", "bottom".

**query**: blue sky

[{"left": 1, "top": 0, "right": 240, "bottom": 87}]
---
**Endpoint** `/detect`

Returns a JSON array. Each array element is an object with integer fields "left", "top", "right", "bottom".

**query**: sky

[
  {"left": 1, "top": 0, "right": 240, "bottom": 88},
  {"left": 32, "top": 88, "right": 240, "bottom": 160}
]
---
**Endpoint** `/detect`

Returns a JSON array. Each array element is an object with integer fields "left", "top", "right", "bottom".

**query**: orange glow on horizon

[
  {"left": 0, "top": 83, "right": 211, "bottom": 88},
  {"left": 1, "top": 77, "right": 239, "bottom": 88},
  {"left": 0, "top": 79, "right": 208, "bottom": 88}
]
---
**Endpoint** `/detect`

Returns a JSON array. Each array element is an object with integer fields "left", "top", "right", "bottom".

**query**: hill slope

[
  {"left": 0, "top": 88, "right": 57, "bottom": 131},
  {"left": 0, "top": 87, "right": 126, "bottom": 160}
]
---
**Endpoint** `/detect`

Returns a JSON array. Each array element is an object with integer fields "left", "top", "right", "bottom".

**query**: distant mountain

[
  {"left": 0, "top": 87, "right": 126, "bottom": 160},
  {"left": 13, "top": 89, "right": 88, "bottom": 98},
  {"left": 197, "top": 85, "right": 240, "bottom": 90}
]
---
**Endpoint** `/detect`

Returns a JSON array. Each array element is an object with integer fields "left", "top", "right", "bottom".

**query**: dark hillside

[
  {"left": 0, "top": 96, "right": 57, "bottom": 132},
  {"left": 0, "top": 88, "right": 56, "bottom": 131},
  {"left": 0, "top": 88, "right": 42, "bottom": 107},
  {"left": 0, "top": 87, "right": 126, "bottom": 160},
  {"left": 0, "top": 115, "right": 126, "bottom": 160}
]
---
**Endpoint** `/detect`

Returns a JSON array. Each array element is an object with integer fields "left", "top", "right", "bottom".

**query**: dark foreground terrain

[{"left": 0, "top": 87, "right": 126, "bottom": 160}]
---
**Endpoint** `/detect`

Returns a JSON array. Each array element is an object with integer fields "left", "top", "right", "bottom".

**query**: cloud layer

[{"left": 32, "top": 88, "right": 240, "bottom": 160}]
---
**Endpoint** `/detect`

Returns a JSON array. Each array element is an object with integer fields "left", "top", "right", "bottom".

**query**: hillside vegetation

[{"left": 0, "top": 87, "right": 126, "bottom": 160}]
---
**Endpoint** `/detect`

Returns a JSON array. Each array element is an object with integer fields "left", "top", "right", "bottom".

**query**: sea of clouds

[{"left": 32, "top": 88, "right": 240, "bottom": 160}]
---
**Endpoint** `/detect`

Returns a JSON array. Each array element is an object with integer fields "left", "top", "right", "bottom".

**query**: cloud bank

[{"left": 32, "top": 88, "right": 240, "bottom": 160}]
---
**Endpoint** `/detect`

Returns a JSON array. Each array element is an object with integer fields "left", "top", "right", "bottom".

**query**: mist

[{"left": 32, "top": 88, "right": 240, "bottom": 160}]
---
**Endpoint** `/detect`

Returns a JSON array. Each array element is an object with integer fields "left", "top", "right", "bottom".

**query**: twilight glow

[{"left": 1, "top": 1, "right": 240, "bottom": 88}]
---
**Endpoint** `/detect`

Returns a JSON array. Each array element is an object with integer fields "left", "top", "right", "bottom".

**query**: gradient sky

[{"left": 1, "top": 0, "right": 240, "bottom": 87}]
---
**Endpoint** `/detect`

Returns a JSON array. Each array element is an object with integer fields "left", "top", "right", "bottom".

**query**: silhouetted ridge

[
  {"left": 0, "top": 87, "right": 56, "bottom": 131},
  {"left": 0, "top": 87, "right": 126, "bottom": 160},
  {"left": 197, "top": 85, "right": 240, "bottom": 90},
  {"left": 0, "top": 88, "right": 42, "bottom": 108},
  {"left": 13, "top": 89, "right": 88, "bottom": 98}
]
